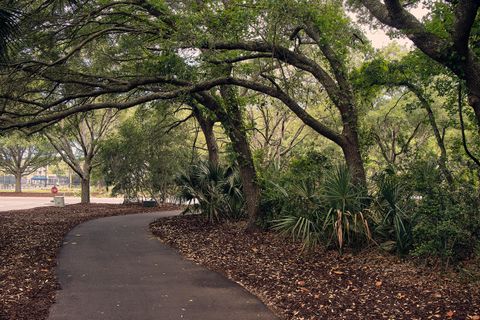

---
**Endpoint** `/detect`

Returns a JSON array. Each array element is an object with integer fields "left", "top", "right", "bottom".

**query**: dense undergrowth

[{"left": 176, "top": 154, "right": 480, "bottom": 268}]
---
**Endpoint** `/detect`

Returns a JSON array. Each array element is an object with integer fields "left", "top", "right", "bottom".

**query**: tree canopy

[{"left": 0, "top": 0, "right": 479, "bottom": 261}]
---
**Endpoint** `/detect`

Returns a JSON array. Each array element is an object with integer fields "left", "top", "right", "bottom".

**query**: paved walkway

[
  {"left": 0, "top": 196, "right": 122, "bottom": 211},
  {"left": 48, "top": 212, "right": 277, "bottom": 320}
]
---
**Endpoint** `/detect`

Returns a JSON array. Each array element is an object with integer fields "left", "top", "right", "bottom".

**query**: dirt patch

[
  {"left": 0, "top": 203, "right": 180, "bottom": 320},
  {"left": 150, "top": 215, "right": 480, "bottom": 320}
]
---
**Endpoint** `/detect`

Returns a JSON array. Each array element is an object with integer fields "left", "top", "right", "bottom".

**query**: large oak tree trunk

[
  {"left": 341, "top": 113, "right": 367, "bottom": 190},
  {"left": 228, "top": 127, "right": 262, "bottom": 232},
  {"left": 80, "top": 177, "right": 90, "bottom": 204},
  {"left": 220, "top": 85, "right": 262, "bottom": 232},
  {"left": 341, "top": 140, "right": 367, "bottom": 190},
  {"left": 15, "top": 173, "right": 22, "bottom": 193}
]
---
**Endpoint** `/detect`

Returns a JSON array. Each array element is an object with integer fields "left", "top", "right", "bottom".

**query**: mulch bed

[
  {"left": 150, "top": 215, "right": 480, "bottom": 320},
  {"left": 0, "top": 203, "right": 180, "bottom": 320}
]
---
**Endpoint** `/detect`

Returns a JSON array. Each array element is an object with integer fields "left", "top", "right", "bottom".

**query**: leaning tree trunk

[
  {"left": 80, "top": 177, "right": 90, "bottom": 204},
  {"left": 423, "top": 102, "right": 454, "bottom": 185},
  {"left": 408, "top": 83, "right": 454, "bottom": 185},
  {"left": 220, "top": 85, "right": 263, "bottom": 232},
  {"left": 14, "top": 172, "right": 22, "bottom": 193},
  {"left": 193, "top": 107, "right": 220, "bottom": 165},
  {"left": 202, "top": 120, "right": 219, "bottom": 165},
  {"left": 194, "top": 78, "right": 263, "bottom": 231},
  {"left": 228, "top": 126, "right": 262, "bottom": 232}
]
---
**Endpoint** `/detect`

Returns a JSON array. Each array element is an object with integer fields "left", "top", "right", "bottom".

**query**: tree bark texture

[
  {"left": 15, "top": 173, "right": 22, "bottom": 193},
  {"left": 81, "top": 177, "right": 90, "bottom": 204}
]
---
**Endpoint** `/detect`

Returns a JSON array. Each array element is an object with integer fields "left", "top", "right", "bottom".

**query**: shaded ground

[
  {"left": 0, "top": 203, "right": 179, "bottom": 320},
  {"left": 49, "top": 212, "right": 277, "bottom": 320},
  {"left": 150, "top": 215, "right": 480, "bottom": 320}
]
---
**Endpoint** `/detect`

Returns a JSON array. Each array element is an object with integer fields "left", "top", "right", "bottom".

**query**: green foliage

[
  {"left": 258, "top": 150, "right": 329, "bottom": 226},
  {"left": 413, "top": 204, "right": 475, "bottom": 265},
  {"left": 320, "top": 165, "right": 371, "bottom": 252},
  {"left": 270, "top": 162, "right": 372, "bottom": 253},
  {"left": 0, "top": 132, "right": 56, "bottom": 177},
  {"left": 401, "top": 161, "right": 480, "bottom": 264},
  {"left": 0, "top": 6, "right": 18, "bottom": 61},
  {"left": 175, "top": 161, "right": 245, "bottom": 223},
  {"left": 266, "top": 155, "right": 480, "bottom": 264},
  {"left": 99, "top": 106, "right": 189, "bottom": 202},
  {"left": 371, "top": 171, "right": 413, "bottom": 254},
  {"left": 273, "top": 211, "right": 322, "bottom": 251}
]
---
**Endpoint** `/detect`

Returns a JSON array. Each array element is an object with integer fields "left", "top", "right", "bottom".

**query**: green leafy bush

[
  {"left": 258, "top": 150, "right": 329, "bottom": 227},
  {"left": 270, "top": 179, "right": 324, "bottom": 250},
  {"left": 399, "top": 161, "right": 479, "bottom": 264},
  {"left": 99, "top": 107, "right": 189, "bottom": 203},
  {"left": 263, "top": 153, "right": 479, "bottom": 264}
]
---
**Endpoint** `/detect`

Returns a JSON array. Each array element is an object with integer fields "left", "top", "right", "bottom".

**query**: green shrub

[
  {"left": 399, "top": 161, "right": 479, "bottom": 264},
  {"left": 272, "top": 164, "right": 372, "bottom": 253},
  {"left": 321, "top": 165, "right": 372, "bottom": 252},
  {"left": 413, "top": 207, "right": 474, "bottom": 265},
  {"left": 265, "top": 156, "right": 480, "bottom": 263},
  {"left": 371, "top": 172, "right": 413, "bottom": 254},
  {"left": 175, "top": 161, "right": 245, "bottom": 223},
  {"left": 258, "top": 150, "right": 329, "bottom": 227},
  {"left": 99, "top": 108, "right": 189, "bottom": 202},
  {"left": 270, "top": 179, "right": 324, "bottom": 250}
]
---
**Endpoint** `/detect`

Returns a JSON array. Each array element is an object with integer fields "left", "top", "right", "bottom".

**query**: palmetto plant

[
  {"left": 273, "top": 213, "right": 322, "bottom": 251},
  {"left": 273, "top": 164, "right": 372, "bottom": 253},
  {"left": 272, "top": 178, "right": 324, "bottom": 250},
  {"left": 373, "top": 174, "right": 413, "bottom": 254},
  {"left": 321, "top": 165, "right": 371, "bottom": 252},
  {"left": 0, "top": 6, "right": 18, "bottom": 61},
  {"left": 175, "top": 161, "right": 245, "bottom": 223}
]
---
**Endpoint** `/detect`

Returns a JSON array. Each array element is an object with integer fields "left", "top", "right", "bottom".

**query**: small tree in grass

[
  {"left": 0, "top": 133, "right": 55, "bottom": 192},
  {"left": 45, "top": 109, "right": 118, "bottom": 203}
]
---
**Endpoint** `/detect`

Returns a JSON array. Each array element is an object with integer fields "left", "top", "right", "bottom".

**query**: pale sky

[{"left": 350, "top": 6, "right": 429, "bottom": 49}]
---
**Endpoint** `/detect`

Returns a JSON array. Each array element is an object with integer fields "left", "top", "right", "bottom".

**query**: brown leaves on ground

[
  {"left": 150, "top": 215, "right": 480, "bottom": 320},
  {"left": 0, "top": 203, "right": 180, "bottom": 320}
]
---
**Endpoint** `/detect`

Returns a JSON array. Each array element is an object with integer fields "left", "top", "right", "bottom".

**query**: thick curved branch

[
  {"left": 226, "top": 78, "right": 344, "bottom": 146},
  {"left": 0, "top": 77, "right": 226, "bottom": 131},
  {"left": 3, "top": 75, "right": 344, "bottom": 148},
  {"left": 202, "top": 41, "right": 341, "bottom": 104},
  {"left": 453, "top": 1, "right": 480, "bottom": 55},
  {"left": 358, "top": 0, "right": 454, "bottom": 66}
]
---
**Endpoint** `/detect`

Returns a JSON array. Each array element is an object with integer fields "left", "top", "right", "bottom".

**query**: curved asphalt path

[{"left": 48, "top": 211, "right": 277, "bottom": 320}]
